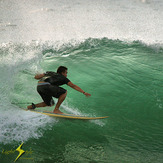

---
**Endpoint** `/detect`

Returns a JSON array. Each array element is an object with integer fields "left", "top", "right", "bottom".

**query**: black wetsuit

[{"left": 37, "top": 71, "right": 70, "bottom": 106}]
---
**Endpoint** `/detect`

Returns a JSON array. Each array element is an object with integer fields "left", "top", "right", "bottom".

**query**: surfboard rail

[{"left": 25, "top": 109, "right": 109, "bottom": 120}]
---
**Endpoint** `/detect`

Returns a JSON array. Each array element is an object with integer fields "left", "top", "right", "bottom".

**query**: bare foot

[{"left": 53, "top": 110, "right": 64, "bottom": 114}]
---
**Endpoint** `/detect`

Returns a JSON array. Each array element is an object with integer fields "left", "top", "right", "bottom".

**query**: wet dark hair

[{"left": 57, "top": 66, "right": 68, "bottom": 74}]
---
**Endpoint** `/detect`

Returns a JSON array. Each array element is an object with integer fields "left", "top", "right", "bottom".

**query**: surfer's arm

[
  {"left": 34, "top": 73, "right": 45, "bottom": 79},
  {"left": 67, "top": 82, "right": 91, "bottom": 97}
]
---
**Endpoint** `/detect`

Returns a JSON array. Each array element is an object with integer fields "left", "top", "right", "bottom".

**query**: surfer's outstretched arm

[{"left": 67, "top": 82, "right": 91, "bottom": 97}]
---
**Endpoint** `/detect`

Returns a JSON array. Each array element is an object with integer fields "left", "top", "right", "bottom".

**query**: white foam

[
  {"left": 61, "top": 103, "right": 105, "bottom": 127},
  {"left": 0, "top": 105, "right": 57, "bottom": 144},
  {"left": 0, "top": 42, "right": 57, "bottom": 144}
]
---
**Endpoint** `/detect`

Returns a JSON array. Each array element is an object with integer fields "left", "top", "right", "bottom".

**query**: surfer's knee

[
  {"left": 64, "top": 91, "right": 67, "bottom": 97},
  {"left": 60, "top": 91, "right": 67, "bottom": 99},
  {"left": 62, "top": 91, "right": 67, "bottom": 96}
]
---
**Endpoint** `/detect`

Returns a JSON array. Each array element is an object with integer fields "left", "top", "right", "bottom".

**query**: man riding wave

[{"left": 27, "top": 66, "right": 91, "bottom": 114}]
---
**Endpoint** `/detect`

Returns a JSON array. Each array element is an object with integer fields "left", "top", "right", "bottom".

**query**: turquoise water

[
  {"left": 0, "top": 38, "right": 163, "bottom": 163},
  {"left": 0, "top": 0, "right": 163, "bottom": 162}
]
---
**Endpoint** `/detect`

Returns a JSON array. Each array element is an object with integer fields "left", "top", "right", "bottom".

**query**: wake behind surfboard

[{"left": 24, "top": 109, "right": 109, "bottom": 120}]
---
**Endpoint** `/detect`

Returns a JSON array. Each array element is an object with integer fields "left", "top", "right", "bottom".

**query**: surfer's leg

[
  {"left": 27, "top": 99, "right": 55, "bottom": 109},
  {"left": 35, "top": 102, "right": 47, "bottom": 107},
  {"left": 53, "top": 91, "right": 67, "bottom": 114},
  {"left": 27, "top": 102, "right": 48, "bottom": 109}
]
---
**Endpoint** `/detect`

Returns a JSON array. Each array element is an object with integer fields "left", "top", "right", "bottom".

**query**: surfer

[{"left": 27, "top": 66, "right": 91, "bottom": 114}]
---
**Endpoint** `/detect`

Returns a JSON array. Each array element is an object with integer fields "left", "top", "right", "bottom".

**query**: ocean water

[{"left": 0, "top": 0, "right": 163, "bottom": 163}]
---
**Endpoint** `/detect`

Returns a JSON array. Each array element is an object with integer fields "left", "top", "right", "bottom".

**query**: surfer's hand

[{"left": 84, "top": 92, "right": 91, "bottom": 97}]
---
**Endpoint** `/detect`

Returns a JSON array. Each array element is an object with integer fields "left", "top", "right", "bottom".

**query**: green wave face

[{"left": 0, "top": 38, "right": 163, "bottom": 163}]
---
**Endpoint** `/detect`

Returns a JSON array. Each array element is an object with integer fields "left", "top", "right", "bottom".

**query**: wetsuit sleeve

[
  {"left": 45, "top": 71, "right": 56, "bottom": 76},
  {"left": 65, "top": 78, "right": 70, "bottom": 84}
]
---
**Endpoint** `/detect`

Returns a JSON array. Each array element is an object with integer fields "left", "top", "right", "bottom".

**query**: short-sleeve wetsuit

[{"left": 37, "top": 71, "right": 70, "bottom": 106}]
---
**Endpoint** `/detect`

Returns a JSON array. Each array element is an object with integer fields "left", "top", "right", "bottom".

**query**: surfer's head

[{"left": 57, "top": 66, "right": 68, "bottom": 77}]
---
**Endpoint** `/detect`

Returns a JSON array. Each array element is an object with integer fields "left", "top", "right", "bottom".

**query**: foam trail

[
  {"left": 61, "top": 103, "right": 105, "bottom": 126},
  {"left": 0, "top": 104, "right": 57, "bottom": 144}
]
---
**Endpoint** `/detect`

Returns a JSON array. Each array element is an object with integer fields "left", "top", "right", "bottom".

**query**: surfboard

[{"left": 25, "top": 109, "right": 109, "bottom": 120}]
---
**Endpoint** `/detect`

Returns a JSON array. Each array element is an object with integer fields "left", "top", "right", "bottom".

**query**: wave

[{"left": 0, "top": 38, "right": 162, "bottom": 145}]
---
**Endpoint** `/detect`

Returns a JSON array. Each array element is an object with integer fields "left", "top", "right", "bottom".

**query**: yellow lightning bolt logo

[{"left": 14, "top": 142, "right": 25, "bottom": 162}]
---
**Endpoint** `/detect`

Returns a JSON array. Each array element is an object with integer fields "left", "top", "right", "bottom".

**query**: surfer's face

[{"left": 62, "top": 70, "right": 68, "bottom": 77}]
